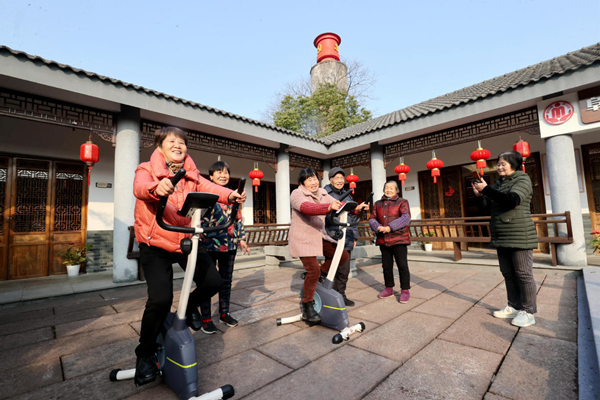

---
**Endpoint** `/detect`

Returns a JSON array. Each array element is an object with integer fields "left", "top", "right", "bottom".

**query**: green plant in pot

[
  {"left": 420, "top": 232, "right": 435, "bottom": 251},
  {"left": 58, "top": 243, "right": 92, "bottom": 277}
]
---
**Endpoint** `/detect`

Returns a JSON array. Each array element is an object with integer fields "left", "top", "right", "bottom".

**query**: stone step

[{"left": 578, "top": 268, "right": 600, "bottom": 398}]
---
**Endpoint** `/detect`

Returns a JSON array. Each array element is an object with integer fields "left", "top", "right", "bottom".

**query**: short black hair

[
  {"left": 498, "top": 150, "right": 523, "bottom": 171},
  {"left": 209, "top": 161, "right": 230, "bottom": 177},
  {"left": 298, "top": 168, "right": 319, "bottom": 186},
  {"left": 154, "top": 126, "right": 188, "bottom": 148}
]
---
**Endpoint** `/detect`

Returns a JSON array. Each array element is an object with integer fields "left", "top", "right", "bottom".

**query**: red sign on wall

[{"left": 543, "top": 101, "right": 575, "bottom": 125}]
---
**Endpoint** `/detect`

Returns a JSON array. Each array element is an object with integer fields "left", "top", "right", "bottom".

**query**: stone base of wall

[{"left": 86, "top": 230, "right": 113, "bottom": 272}]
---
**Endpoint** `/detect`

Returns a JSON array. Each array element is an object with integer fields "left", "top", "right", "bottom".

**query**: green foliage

[
  {"left": 273, "top": 84, "right": 372, "bottom": 138},
  {"left": 58, "top": 243, "right": 92, "bottom": 265}
]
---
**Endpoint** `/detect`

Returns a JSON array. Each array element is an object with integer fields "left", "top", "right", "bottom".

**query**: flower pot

[
  {"left": 424, "top": 243, "right": 433, "bottom": 252},
  {"left": 66, "top": 264, "right": 80, "bottom": 277}
]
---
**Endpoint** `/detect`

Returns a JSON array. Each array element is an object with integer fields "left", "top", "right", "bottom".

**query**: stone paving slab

[
  {"left": 350, "top": 311, "right": 454, "bottom": 364},
  {"left": 21, "top": 283, "right": 75, "bottom": 300},
  {"left": 489, "top": 332, "right": 578, "bottom": 400},
  {"left": 228, "top": 284, "right": 300, "bottom": 308},
  {"left": 364, "top": 339, "right": 503, "bottom": 400},
  {"left": 348, "top": 294, "right": 425, "bottom": 325},
  {"left": 54, "top": 309, "right": 143, "bottom": 338},
  {"left": 16, "top": 364, "right": 151, "bottom": 400},
  {"left": 1, "top": 304, "right": 118, "bottom": 336},
  {"left": 439, "top": 306, "right": 518, "bottom": 355},
  {"left": 345, "top": 285, "right": 387, "bottom": 304},
  {"left": 408, "top": 268, "right": 449, "bottom": 284},
  {"left": 229, "top": 298, "right": 300, "bottom": 325},
  {"left": 197, "top": 350, "right": 291, "bottom": 399},
  {"left": 524, "top": 302, "right": 578, "bottom": 343},
  {"left": 537, "top": 284, "right": 578, "bottom": 308},
  {"left": 241, "top": 345, "right": 399, "bottom": 400},
  {"left": 0, "top": 359, "right": 63, "bottom": 399},
  {"left": 477, "top": 286, "right": 509, "bottom": 311},
  {"left": 411, "top": 291, "right": 478, "bottom": 319},
  {"left": 0, "top": 307, "right": 51, "bottom": 326},
  {"left": 256, "top": 316, "right": 375, "bottom": 369},
  {"left": 484, "top": 393, "right": 513, "bottom": 400},
  {"left": 2, "top": 324, "right": 138, "bottom": 371},
  {"left": 451, "top": 272, "right": 504, "bottom": 297},
  {"left": 0, "top": 326, "right": 54, "bottom": 352},
  {"left": 409, "top": 280, "right": 448, "bottom": 300},
  {"left": 62, "top": 337, "right": 138, "bottom": 379},
  {"left": 194, "top": 317, "right": 302, "bottom": 369}
]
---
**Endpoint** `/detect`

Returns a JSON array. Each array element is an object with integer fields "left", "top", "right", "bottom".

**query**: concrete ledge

[{"left": 578, "top": 272, "right": 600, "bottom": 399}]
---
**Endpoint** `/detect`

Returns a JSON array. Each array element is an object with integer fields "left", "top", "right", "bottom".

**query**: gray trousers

[{"left": 497, "top": 248, "right": 537, "bottom": 314}]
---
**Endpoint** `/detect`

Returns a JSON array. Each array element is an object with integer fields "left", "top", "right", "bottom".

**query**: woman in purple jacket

[{"left": 369, "top": 181, "right": 412, "bottom": 303}]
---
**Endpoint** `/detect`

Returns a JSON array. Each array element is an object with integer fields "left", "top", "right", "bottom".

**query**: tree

[
  {"left": 272, "top": 84, "right": 372, "bottom": 138},
  {"left": 263, "top": 58, "right": 376, "bottom": 137}
]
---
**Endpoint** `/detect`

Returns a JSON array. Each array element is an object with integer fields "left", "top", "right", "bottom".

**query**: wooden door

[
  {"left": 8, "top": 158, "right": 52, "bottom": 279},
  {"left": 419, "top": 166, "right": 465, "bottom": 250},
  {"left": 0, "top": 157, "right": 12, "bottom": 280},
  {"left": 2, "top": 157, "right": 86, "bottom": 280},
  {"left": 582, "top": 142, "right": 600, "bottom": 235},
  {"left": 253, "top": 181, "right": 277, "bottom": 224}
]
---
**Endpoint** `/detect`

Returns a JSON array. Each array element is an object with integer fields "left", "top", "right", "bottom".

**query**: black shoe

[
  {"left": 186, "top": 308, "right": 203, "bottom": 331},
  {"left": 201, "top": 319, "right": 218, "bottom": 335},
  {"left": 301, "top": 301, "right": 321, "bottom": 324},
  {"left": 343, "top": 295, "right": 355, "bottom": 307},
  {"left": 219, "top": 313, "right": 239, "bottom": 327},
  {"left": 134, "top": 355, "right": 159, "bottom": 386}
]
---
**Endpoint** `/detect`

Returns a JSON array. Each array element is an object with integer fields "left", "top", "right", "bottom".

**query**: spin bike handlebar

[
  {"left": 156, "top": 168, "right": 245, "bottom": 234},
  {"left": 328, "top": 188, "right": 359, "bottom": 228}
]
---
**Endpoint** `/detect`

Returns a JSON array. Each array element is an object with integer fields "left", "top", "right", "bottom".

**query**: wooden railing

[
  {"left": 246, "top": 212, "right": 574, "bottom": 266},
  {"left": 245, "top": 224, "right": 290, "bottom": 247}
]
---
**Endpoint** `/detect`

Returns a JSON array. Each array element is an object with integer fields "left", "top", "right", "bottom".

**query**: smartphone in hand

[{"left": 471, "top": 171, "right": 482, "bottom": 184}]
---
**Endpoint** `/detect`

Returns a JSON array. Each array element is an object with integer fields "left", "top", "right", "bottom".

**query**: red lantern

[
  {"left": 248, "top": 163, "right": 264, "bottom": 193},
  {"left": 426, "top": 150, "right": 444, "bottom": 183},
  {"left": 513, "top": 137, "right": 531, "bottom": 172},
  {"left": 394, "top": 157, "right": 410, "bottom": 186},
  {"left": 470, "top": 140, "right": 491, "bottom": 176},
  {"left": 346, "top": 168, "right": 359, "bottom": 194},
  {"left": 80, "top": 135, "right": 99, "bottom": 186}
]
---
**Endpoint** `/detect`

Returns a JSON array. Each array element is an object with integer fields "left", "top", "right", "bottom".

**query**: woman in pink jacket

[
  {"left": 289, "top": 168, "right": 348, "bottom": 324},
  {"left": 132, "top": 127, "right": 245, "bottom": 386}
]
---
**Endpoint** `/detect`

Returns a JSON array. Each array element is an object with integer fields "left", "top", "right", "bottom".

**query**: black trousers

[
  {"left": 200, "top": 250, "right": 237, "bottom": 318},
  {"left": 497, "top": 248, "right": 537, "bottom": 314},
  {"left": 333, "top": 250, "right": 351, "bottom": 295},
  {"left": 136, "top": 243, "right": 222, "bottom": 357},
  {"left": 380, "top": 244, "right": 410, "bottom": 290}
]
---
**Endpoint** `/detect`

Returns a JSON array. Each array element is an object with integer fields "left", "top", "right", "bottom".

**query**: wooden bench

[{"left": 245, "top": 224, "right": 290, "bottom": 247}]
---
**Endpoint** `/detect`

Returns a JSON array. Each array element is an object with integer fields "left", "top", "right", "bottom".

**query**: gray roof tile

[
  {"left": 0, "top": 45, "right": 320, "bottom": 143},
  {"left": 320, "top": 42, "right": 600, "bottom": 145}
]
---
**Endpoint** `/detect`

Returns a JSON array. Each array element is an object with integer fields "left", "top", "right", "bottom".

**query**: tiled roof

[
  {"left": 0, "top": 45, "right": 320, "bottom": 143},
  {"left": 320, "top": 42, "right": 600, "bottom": 145}
]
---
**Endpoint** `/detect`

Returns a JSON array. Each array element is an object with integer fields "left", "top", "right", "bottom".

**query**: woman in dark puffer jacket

[{"left": 369, "top": 181, "right": 412, "bottom": 303}]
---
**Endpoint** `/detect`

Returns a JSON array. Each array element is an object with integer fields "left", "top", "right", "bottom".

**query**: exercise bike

[
  {"left": 277, "top": 190, "right": 372, "bottom": 344},
  {"left": 110, "top": 169, "right": 241, "bottom": 400}
]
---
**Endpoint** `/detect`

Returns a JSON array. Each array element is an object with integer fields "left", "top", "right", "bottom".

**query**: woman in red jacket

[
  {"left": 369, "top": 181, "right": 412, "bottom": 303},
  {"left": 132, "top": 127, "right": 245, "bottom": 386}
]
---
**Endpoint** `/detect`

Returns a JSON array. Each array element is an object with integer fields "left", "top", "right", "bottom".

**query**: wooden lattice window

[
  {"left": 54, "top": 163, "right": 84, "bottom": 232},
  {"left": 14, "top": 159, "right": 49, "bottom": 233}
]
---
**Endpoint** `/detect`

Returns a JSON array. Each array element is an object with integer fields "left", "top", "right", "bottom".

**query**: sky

[{"left": 1, "top": 0, "right": 599, "bottom": 123}]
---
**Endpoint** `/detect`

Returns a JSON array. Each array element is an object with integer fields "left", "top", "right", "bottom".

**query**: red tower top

[{"left": 314, "top": 33, "right": 341, "bottom": 63}]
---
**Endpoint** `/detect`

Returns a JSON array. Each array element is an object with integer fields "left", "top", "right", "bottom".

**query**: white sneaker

[
  {"left": 493, "top": 305, "right": 519, "bottom": 319},
  {"left": 511, "top": 310, "right": 535, "bottom": 327}
]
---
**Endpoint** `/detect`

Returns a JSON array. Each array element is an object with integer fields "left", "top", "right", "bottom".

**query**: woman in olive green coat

[{"left": 472, "top": 150, "right": 538, "bottom": 327}]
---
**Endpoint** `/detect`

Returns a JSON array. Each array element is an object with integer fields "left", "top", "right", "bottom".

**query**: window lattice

[
  {"left": 290, "top": 153, "right": 323, "bottom": 171},
  {"left": 384, "top": 108, "right": 539, "bottom": 161},
  {"left": 15, "top": 162, "right": 49, "bottom": 233},
  {"left": 54, "top": 165, "right": 84, "bottom": 232},
  {"left": 0, "top": 89, "right": 115, "bottom": 134},
  {"left": 141, "top": 120, "right": 278, "bottom": 163},
  {"left": 0, "top": 167, "right": 5, "bottom": 235},
  {"left": 331, "top": 150, "right": 372, "bottom": 168}
]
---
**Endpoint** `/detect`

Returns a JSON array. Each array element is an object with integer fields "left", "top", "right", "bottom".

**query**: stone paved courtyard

[{"left": 0, "top": 262, "right": 579, "bottom": 399}]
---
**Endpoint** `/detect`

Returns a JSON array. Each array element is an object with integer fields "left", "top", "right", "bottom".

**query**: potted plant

[
  {"left": 590, "top": 230, "right": 600, "bottom": 254},
  {"left": 421, "top": 232, "right": 434, "bottom": 252},
  {"left": 58, "top": 243, "right": 92, "bottom": 277}
]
